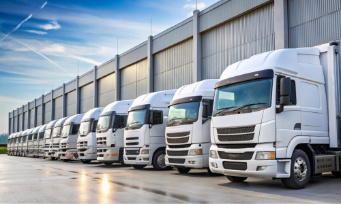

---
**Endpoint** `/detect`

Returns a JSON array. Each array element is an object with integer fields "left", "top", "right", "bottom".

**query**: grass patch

[{"left": 0, "top": 146, "right": 7, "bottom": 154}]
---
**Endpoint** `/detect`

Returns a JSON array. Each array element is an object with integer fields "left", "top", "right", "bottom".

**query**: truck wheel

[
  {"left": 176, "top": 167, "right": 191, "bottom": 174},
  {"left": 119, "top": 149, "right": 125, "bottom": 166},
  {"left": 207, "top": 168, "right": 221, "bottom": 176},
  {"left": 226, "top": 176, "right": 247, "bottom": 182},
  {"left": 132, "top": 165, "right": 147, "bottom": 169},
  {"left": 153, "top": 150, "right": 172, "bottom": 170},
  {"left": 332, "top": 171, "right": 341, "bottom": 178},
  {"left": 63, "top": 159, "right": 69, "bottom": 162},
  {"left": 104, "top": 162, "right": 113, "bottom": 166},
  {"left": 281, "top": 149, "right": 311, "bottom": 189},
  {"left": 81, "top": 159, "right": 91, "bottom": 164}
]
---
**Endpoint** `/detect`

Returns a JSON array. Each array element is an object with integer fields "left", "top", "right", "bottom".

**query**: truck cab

[
  {"left": 77, "top": 108, "right": 104, "bottom": 163},
  {"left": 96, "top": 100, "right": 133, "bottom": 166},
  {"left": 7, "top": 134, "right": 13, "bottom": 155},
  {"left": 209, "top": 43, "right": 341, "bottom": 189},
  {"left": 36, "top": 124, "right": 47, "bottom": 157},
  {"left": 59, "top": 114, "right": 83, "bottom": 161},
  {"left": 165, "top": 80, "right": 218, "bottom": 174},
  {"left": 49, "top": 117, "right": 68, "bottom": 160},
  {"left": 21, "top": 129, "right": 32, "bottom": 157},
  {"left": 27, "top": 126, "right": 41, "bottom": 157},
  {"left": 43, "top": 120, "right": 58, "bottom": 159},
  {"left": 11, "top": 133, "right": 18, "bottom": 156},
  {"left": 15, "top": 131, "right": 23, "bottom": 156},
  {"left": 124, "top": 90, "right": 176, "bottom": 170}
]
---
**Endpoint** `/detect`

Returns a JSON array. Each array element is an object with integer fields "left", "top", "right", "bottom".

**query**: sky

[{"left": 0, "top": 0, "right": 220, "bottom": 134}]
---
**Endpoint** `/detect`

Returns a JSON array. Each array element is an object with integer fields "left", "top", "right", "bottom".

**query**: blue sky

[{"left": 0, "top": 0, "right": 219, "bottom": 133}]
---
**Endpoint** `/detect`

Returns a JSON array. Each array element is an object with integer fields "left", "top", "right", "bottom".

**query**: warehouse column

[
  {"left": 41, "top": 94, "right": 45, "bottom": 125},
  {"left": 274, "top": 0, "right": 288, "bottom": 49},
  {"left": 93, "top": 66, "right": 98, "bottom": 108},
  {"left": 27, "top": 102, "right": 30, "bottom": 129},
  {"left": 22, "top": 105, "right": 25, "bottom": 131},
  {"left": 76, "top": 77, "right": 80, "bottom": 114},
  {"left": 8, "top": 112, "right": 11, "bottom": 135},
  {"left": 51, "top": 90, "right": 55, "bottom": 121},
  {"left": 16, "top": 108, "right": 19, "bottom": 132},
  {"left": 114, "top": 55, "right": 120, "bottom": 100},
  {"left": 193, "top": 9, "right": 202, "bottom": 82},
  {"left": 147, "top": 36, "right": 154, "bottom": 93},
  {"left": 12, "top": 110, "right": 15, "bottom": 133},
  {"left": 34, "top": 99, "right": 37, "bottom": 127},
  {"left": 62, "top": 83, "right": 66, "bottom": 117}
]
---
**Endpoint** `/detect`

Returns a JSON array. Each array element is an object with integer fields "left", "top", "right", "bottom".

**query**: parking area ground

[{"left": 0, "top": 155, "right": 340, "bottom": 203}]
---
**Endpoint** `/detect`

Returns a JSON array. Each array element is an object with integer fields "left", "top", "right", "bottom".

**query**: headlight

[
  {"left": 141, "top": 149, "right": 149, "bottom": 154},
  {"left": 189, "top": 149, "right": 202, "bottom": 155},
  {"left": 209, "top": 150, "right": 218, "bottom": 158},
  {"left": 255, "top": 151, "right": 275, "bottom": 160}
]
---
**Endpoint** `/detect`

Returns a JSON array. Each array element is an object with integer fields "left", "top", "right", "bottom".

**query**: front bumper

[
  {"left": 60, "top": 149, "right": 78, "bottom": 160},
  {"left": 97, "top": 146, "right": 120, "bottom": 162},
  {"left": 124, "top": 148, "right": 149, "bottom": 165},
  {"left": 165, "top": 154, "right": 207, "bottom": 168},
  {"left": 77, "top": 146, "right": 97, "bottom": 160}
]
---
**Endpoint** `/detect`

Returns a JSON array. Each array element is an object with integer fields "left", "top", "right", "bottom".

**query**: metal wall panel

[
  {"left": 24, "top": 105, "right": 28, "bottom": 112},
  {"left": 120, "top": 59, "right": 148, "bottom": 100},
  {"left": 288, "top": 0, "right": 341, "bottom": 48},
  {"left": 98, "top": 59, "right": 116, "bottom": 79},
  {"left": 44, "top": 92, "right": 52, "bottom": 103},
  {"left": 14, "top": 116, "right": 17, "bottom": 132},
  {"left": 120, "top": 43, "right": 147, "bottom": 69},
  {"left": 44, "top": 101, "right": 52, "bottom": 124},
  {"left": 24, "top": 111, "right": 28, "bottom": 130},
  {"left": 29, "top": 109, "right": 34, "bottom": 128},
  {"left": 153, "top": 19, "right": 193, "bottom": 54},
  {"left": 54, "top": 86, "right": 63, "bottom": 98},
  {"left": 29, "top": 101, "right": 35, "bottom": 109},
  {"left": 79, "top": 70, "right": 94, "bottom": 87},
  {"left": 54, "top": 96, "right": 63, "bottom": 120},
  {"left": 154, "top": 39, "right": 193, "bottom": 91},
  {"left": 80, "top": 83, "right": 94, "bottom": 113},
  {"left": 36, "top": 97, "right": 42, "bottom": 106},
  {"left": 201, "top": 4, "right": 275, "bottom": 79},
  {"left": 65, "top": 79, "right": 76, "bottom": 93},
  {"left": 66, "top": 91, "right": 77, "bottom": 117},
  {"left": 36, "top": 105, "right": 42, "bottom": 126},
  {"left": 98, "top": 73, "right": 116, "bottom": 107},
  {"left": 18, "top": 114, "right": 22, "bottom": 131}
]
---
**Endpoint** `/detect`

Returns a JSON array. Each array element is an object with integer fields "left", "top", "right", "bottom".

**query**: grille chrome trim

[
  {"left": 217, "top": 144, "right": 257, "bottom": 149},
  {"left": 218, "top": 133, "right": 254, "bottom": 141},
  {"left": 167, "top": 150, "right": 188, "bottom": 156},
  {"left": 167, "top": 137, "right": 189, "bottom": 144},
  {"left": 217, "top": 126, "right": 255, "bottom": 134},
  {"left": 223, "top": 161, "right": 247, "bottom": 170},
  {"left": 167, "top": 132, "right": 190, "bottom": 137},
  {"left": 218, "top": 151, "right": 254, "bottom": 160},
  {"left": 168, "top": 158, "right": 185, "bottom": 164}
]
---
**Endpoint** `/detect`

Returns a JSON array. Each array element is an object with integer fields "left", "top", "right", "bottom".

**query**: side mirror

[
  {"left": 149, "top": 110, "right": 163, "bottom": 125},
  {"left": 279, "top": 77, "right": 291, "bottom": 106},
  {"left": 202, "top": 104, "right": 208, "bottom": 119}
]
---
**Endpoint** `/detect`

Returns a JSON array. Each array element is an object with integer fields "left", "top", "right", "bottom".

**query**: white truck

[
  {"left": 96, "top": 100, "right": 133, "bottom": 165},
  {"left": 15, "top": 131, "right": 23, "bottom": 156},
  {"left": 124, "top": 90, "right": 176, "bottom": 170},
  {"left": 165, "top": 80, "right": 218, "bottom": 174},
  {"left": 11, "top": 133, "right": 19, "bottom": 156},
  {"left": 48, "top": 117, "right": 68, "bottom": 160},
  {"left": 27, "top": 126, "right": 41, "bottom": 157},
  {"left": 35, "top": 124, "right": 47, "bottom": 157},
  {"left": 43, "top": 120, "right": 58, "bottom": 159},
  {"left": 59, "top": 114, "right": 83, "bottom": 161},
  {"left": 209, "top": 42, "right": 341, "bottom": 189},
  {"left": 77, "top": 107, "right": 104, "bottom": 163},
  {"left": 7, "top": 134, "right": 13, "bottom": 155}
]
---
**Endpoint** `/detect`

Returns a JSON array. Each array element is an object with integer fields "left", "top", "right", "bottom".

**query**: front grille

[
  {"left": 223, "top": 161, "right": 247, "bottom": 170},
  {"left": 97, "top": 149, "right": 107, "bottom": 153},
  {"left": 127, "top": 157, "right": 136, "bottom": 160},
  {"left": 167, "top": 132, "right": 190, "bottom": 137},
  {"left": 97, "top": 137, "right": 106, "bottom": 145},
  {"left": 98, "top": 154, "right": 104, "bottom": 157},
  {"left": 126, "top": 142, "right": 139, "bottom": 146},
  {"left": 126, "top": 150, "right": 140, "bottom": 155},
  {"left": 218, "top": 151, "right": 254, "bottom": 160},
  {"left": 218, "top": 133, "right": 254, "bottom": 141},
  {"left": 52, "top": 143, "right": 59, "bottom": 148},
  {"left": 78, "top": 141, "right": 88, "bottom": 147},
  {"left": 217, "top": 126, "right": 255, "bottom": 134},
  {"left": 217, "top": 144, "right": 257, "bottom": 149},
  {"left": 168, "top": 144, "right": 191, "bottom": 148},
  {"left": 61, "top": 143, "right": 67, "bottom": 149},
  {"left": 126, "top": 137, "right": 139, "bottom": 140},
  {"left": 168, "top": 158, "right": 185, "bottom": 164},
  {"left": 167, "top": 137, "right": 189, "bottom": 144},
  {"left": 167, "top": 150, "right": 188, "bottom": 156}
]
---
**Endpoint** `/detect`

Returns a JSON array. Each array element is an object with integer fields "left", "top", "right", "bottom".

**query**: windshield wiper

[
  {"left": 232, "top": 103, "right": 267, "bottom": 112},
  {"left": 213, "top": 106, "right": 238, "bottom": 116},
  {"left": 128, "top": 121, "right": 142, "bottom": 126},
  {"left": 167, "top": 117, "right": 182, "bottom": 126}
]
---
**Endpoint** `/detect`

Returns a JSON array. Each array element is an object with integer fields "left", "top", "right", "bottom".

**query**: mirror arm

[{"left": 276, "top": 105, "right": 284, "bottom": 113}]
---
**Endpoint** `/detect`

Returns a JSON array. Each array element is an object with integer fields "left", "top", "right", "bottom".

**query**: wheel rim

[
  {"left": 294, "top": 157, "right": 308, "bottom": 181},
  {"left": 157, "top": 153, "right": 166, "bottom": 168}
]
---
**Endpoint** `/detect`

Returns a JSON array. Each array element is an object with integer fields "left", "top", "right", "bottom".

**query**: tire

[
  {"left": 119, "top": 149, "right": 125, "bottom": 166},
  {"left": 332, "top": 171, "right": 341, "bottom": 178},
  {"left": 104, "top": 162, "right": 113, "bottom": 166},
  {"left": 281, "top": 149, "right": 311, "bottom": 189},
  {"left": 132, "top": 165, "right": 147, "bottom": 169},
  {"left": 176, "top": 167, "right": 191, "bottom": 174},
  {"left": 63, "top": 159, "right": 69, "bottom": 162},
  {"left": 207, "top": 168, "right": 221, "bottom": 176},
  {"left": 226, "top": 176, "right": 247, "bottom": 182},
  {"left": 152, "top": 150, "right": 172, "bottom": 170},
  {"left": 81, "top": 159, "right": 91, "bottom": 164}
]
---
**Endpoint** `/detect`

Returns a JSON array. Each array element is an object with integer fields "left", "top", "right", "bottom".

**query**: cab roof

[
  {"left": 101, "top": 100, "right": 134, "bottom": 116},
  {"left": 130, "top": 90, "right": 176, "bottom": 110},
  {"left": 46, "top": 120, "right": 58, "bottom": 129},
  {"left": 54, "top": 117, "right": 69, "bottom": 127},
  {"left": 64, "top": 114, "right": 84, "bottom": 125},
  {"left": 38, "top": 124, "right": 47, "bottom": 133},
  {"left": 173, "top": 79, "right": 218, "bottom": 101},
  {"left": 82, "top": 107, "right": 104, "bottom": 121}
]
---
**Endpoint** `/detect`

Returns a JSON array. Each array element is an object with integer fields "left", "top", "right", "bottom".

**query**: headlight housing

[
  {"left": 189, "top": 149, "right": 202, "bottom": 155},
  {"left": 209, "top": 150, "right": 218, "bottom": 158},
  {"left": 255, "top": 151, "right": 275, "bottom": 160},
  {"left": 141, "top": 149, "right": 149, "bottom": 154}
]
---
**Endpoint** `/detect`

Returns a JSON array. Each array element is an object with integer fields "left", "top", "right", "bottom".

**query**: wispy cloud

[
  {"left": 25, "top": 30, "right": 47, "bottom": 35},
  {"left": 184, "top": 2, "right": 206, "bottom": 10},
  {"left": 1, "top": 14, "right": 32, "bottom": 41},
  {"left": 39, "top": 20, "right": 61, "bottom": 30},
  {"left": 0, "top": 95, "right": 28, "bottom": 104},
  {"left": 41, "top": 43, "right": 65, "bottom": 53},
  {"left": 41, "top": 2, "right": 48, "bottom": 9}
]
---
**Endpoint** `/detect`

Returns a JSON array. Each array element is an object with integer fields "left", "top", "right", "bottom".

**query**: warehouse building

[{"left": 8, "top": 0, "right": 341, "bottom": 134}]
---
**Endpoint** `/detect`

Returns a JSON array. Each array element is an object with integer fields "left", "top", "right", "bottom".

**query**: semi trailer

[
  {"left": 27, "top": 126, "right": 41, "bottom": 157},
  {"left": 59, "top": 114, "right": 83, "bottom": 161},
  {"left": 97, "top": 100, "right": 133, "bottom": 165},
  {"left": 209, "top": 42, "right": 341, "bottom": 189},
  {"left": 43, "top": 120, "right": 58, "bottom": 159},
  {"left": 35, "top": 124, "right": 47, "bottom": 157},
  {"left": 77, "top": 107, "right": 104, "bottom": 163},
  {"left": 49, "top": 117, "right": 68, "bottom": 160},
  {"left": 124, "top": 90, "right": 176, "bottom": 170},
  {"left": 165, "top": 79, "right": 218, "bottom": 174}
]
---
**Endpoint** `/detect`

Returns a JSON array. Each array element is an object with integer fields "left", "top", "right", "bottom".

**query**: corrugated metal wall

[
  {"left": 201, "top": 3, "right": 275, "bottom": 79},
  {"left": 98, "top": 73, "right": 116, "bottom": 107},
  {"left": 154, "top": 39, "right": 193, "bottom": 91},
  {"left": 24, "top": 112, "right": 28, "bottom": 130},
  {"left": 14, "top": 116, "right": 17, "bottom": 132},
  {"left": 44, "top": 101, "right": 51, "bottom": 124},
  {"left": 66, "top": 91, "right": 77, "bottom": 117},
  {"left": 54, "top": 97, "right": 63, "bottom": 120},
  {"left": 36, "top": 105, "right": 42, "bottom": 126},
  {"left": 288, "top": 0, "right": 341, "bottom": 48},
  {"left": 18, "top": 114, "right": 22, "bottom": 131},
  {"left": 80, "top": 83, "right": 94, "bottom": 113},
  {"left": 120, "top": 59, "right": 148, "bottom": 100},
  {"left": 29, "top": 109, "right": 34, "bottom": 128}
]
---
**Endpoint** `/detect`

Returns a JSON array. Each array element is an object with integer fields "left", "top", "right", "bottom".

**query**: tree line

[{"left": 0, "top": 133, "right": 8, "bottom": 144}]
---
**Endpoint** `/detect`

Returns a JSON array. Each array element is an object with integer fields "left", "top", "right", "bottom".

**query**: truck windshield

[
  {"left": 33, "top": 133, "right": 38, "bottom": 140},
  {"left": 97, "top": 115, "right": 112, "bottom": 132},
  {"left": 126, "top": 109, "right": 147, "bottom": 130},
  {"left": 39, "top": 132, "right": 44, "bottom": 139},
  {"left": 79, "top": 121, "right": 91, "bottom": 136},
  {"left": 167, "top": 102, "right": 200, "bottom": 127},
  {"left": 61, "top": 125, "right": 71, "bottom": 138},
  {"left": 52, "top": 126, "right": 61, "bottom": 138},
  {"left": 213, "top": 78, "right": 272, "bottom": 116},
  {"left": 44, "top": 129, "right": 52, "bottom": 139},
  {"left": 28, "top": 134, "right": 33, "bottom": 141}
]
